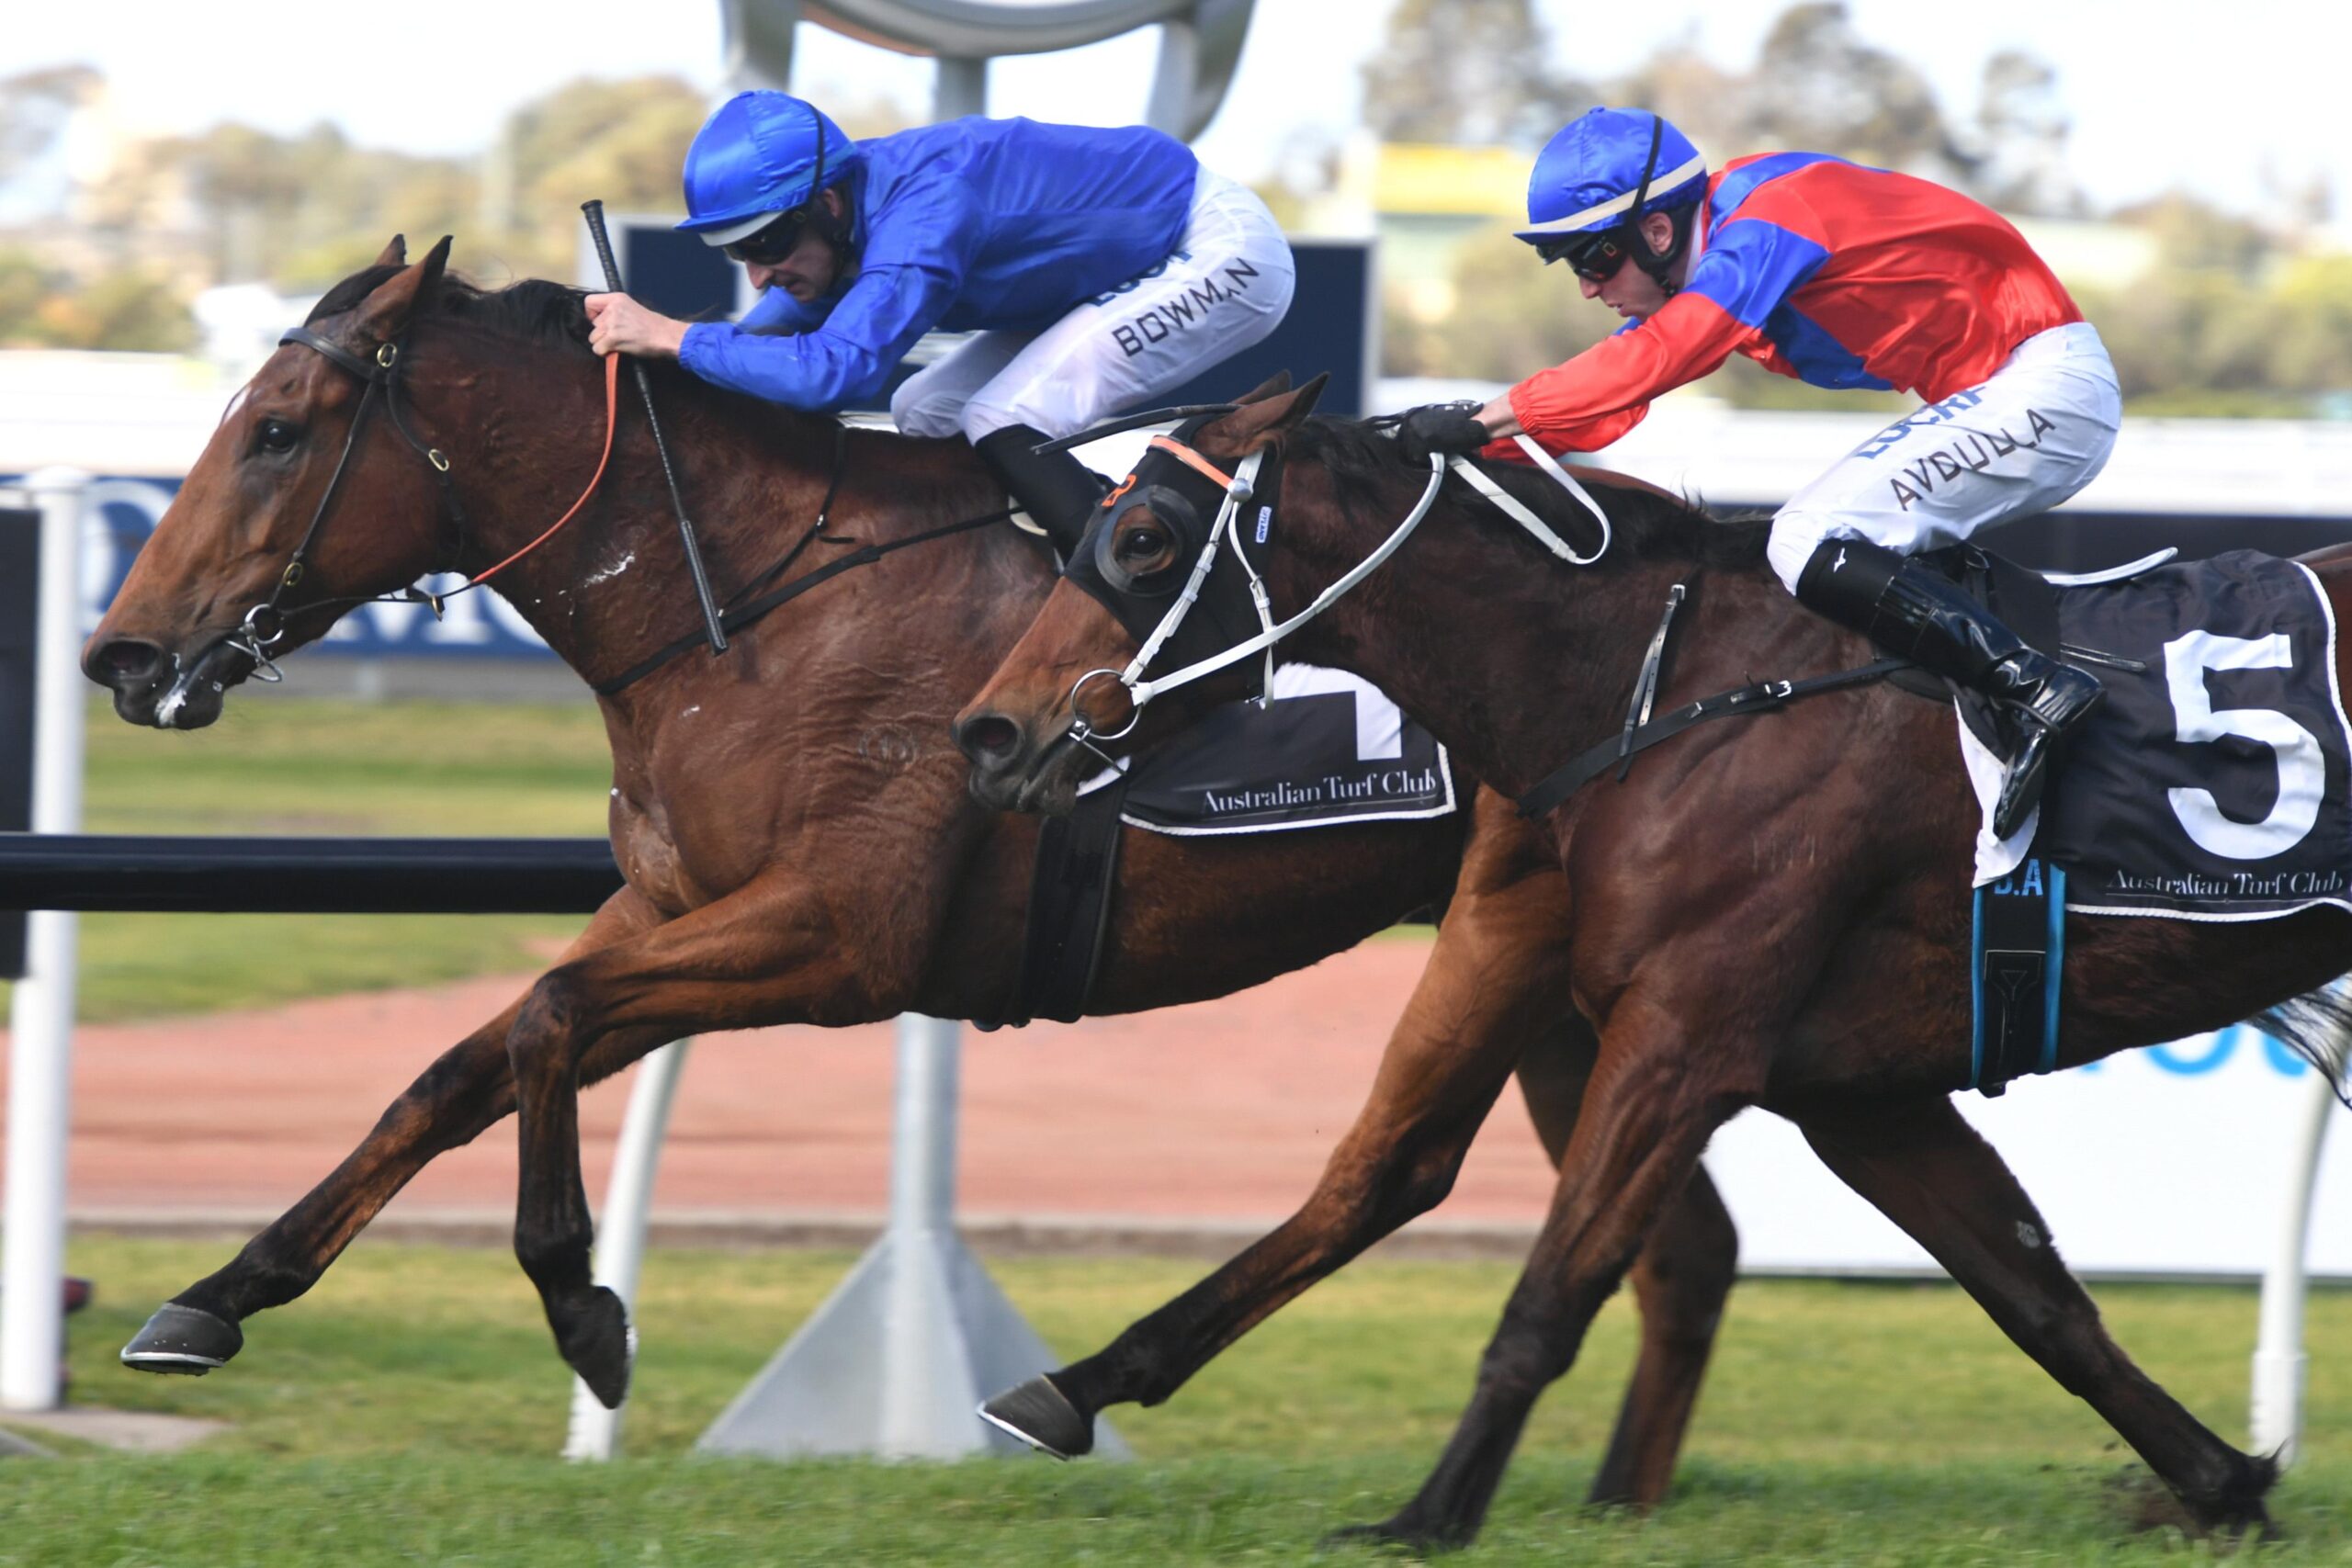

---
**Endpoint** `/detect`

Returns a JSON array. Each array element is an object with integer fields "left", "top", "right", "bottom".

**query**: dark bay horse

[
  {"left": 83, "top": 238, "right": 1731, "bottom": 1506},
  {"left": 956, "top": 380, "right": 2351, "bottom": 1546}
]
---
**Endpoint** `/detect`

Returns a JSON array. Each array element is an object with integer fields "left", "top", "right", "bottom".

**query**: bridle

[
  {"left": 1059, "top": 416, "right": 1617, "bottom": 748},
  {"left": 227, "top": 322, "right": 621, "bottom": 682}
]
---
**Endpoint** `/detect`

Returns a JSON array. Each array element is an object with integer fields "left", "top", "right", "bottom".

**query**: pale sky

[{"left": 5, "top": 0, "right": 2339, "bottom": 221}]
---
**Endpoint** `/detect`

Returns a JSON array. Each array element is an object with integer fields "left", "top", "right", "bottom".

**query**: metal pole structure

[
  {"left": 2251, "top": 1052, "right": 2340, "bottom": 1463},
  {"left": 1, "top": 468, "right": 89, "bottom": 1413},
  {"left": 933, "top": 55, "right": 987, "bottom": 121},
  {"left": 564, "top": 1039, "right": 694, "bottom": 1461},
  {"left": 697, "top": 1014, "right": 1125, "bottom": 1459}
]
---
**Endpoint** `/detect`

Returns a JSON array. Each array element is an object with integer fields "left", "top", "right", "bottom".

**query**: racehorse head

[
  {"left": 86, "top": 235, "right": 475, "bottom": 728},
  {"left": 954, "top": 374, "right": 1329, "bottom": 814}
]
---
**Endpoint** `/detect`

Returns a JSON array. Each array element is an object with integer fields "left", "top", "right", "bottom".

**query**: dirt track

[{"left": 11, "top": 935, "right": 1561, "bottom": 1229}]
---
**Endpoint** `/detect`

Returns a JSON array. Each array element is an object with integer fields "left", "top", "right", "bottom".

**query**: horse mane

[
  {"left": 308, "top": 266, "right": 600, "bottom": 356},
  {"left": 1286, "top": 415, "right": 1771, "bottom": 570},
  {"left": 306, "top": 265, "right": 869, "bottom": 451}
]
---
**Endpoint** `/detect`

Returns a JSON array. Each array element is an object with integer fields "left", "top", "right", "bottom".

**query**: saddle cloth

[
  {"left": 1080, "top": 663, "right": 1456, "bottom": 836},
  {"left": 1967, "top": 549, "right": 2352, "bottom": 920}
]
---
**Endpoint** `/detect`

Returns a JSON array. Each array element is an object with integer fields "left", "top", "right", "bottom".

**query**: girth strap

[
  {"left": 593, "top": 505, "right": 1015, "bottom": 695},
  {"left": 1517, "top": 658, "right": 1914, "bottom": 819}
]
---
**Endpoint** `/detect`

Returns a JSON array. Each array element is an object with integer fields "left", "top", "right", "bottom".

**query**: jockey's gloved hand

[{"left": 1395, "top": 402, "right": 1492, "bottom": 467}]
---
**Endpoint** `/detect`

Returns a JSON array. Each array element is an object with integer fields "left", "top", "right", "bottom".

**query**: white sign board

[{"left": 1706, "top": 1022, "right": 2348, "bottom": 1276}]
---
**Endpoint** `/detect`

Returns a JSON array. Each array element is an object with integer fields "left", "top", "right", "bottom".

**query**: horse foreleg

[
  {"left": 983, "top": 826, "right": 1572, "bottom": 1458},
  {"left": 121, "top": 888, "right": 669, "bottom": 1376},
  {"left": 1798, "top": 1096, "right": 2278, "bottom": 1535},
  {"left": 1517, "top": 1027, "right": 1740, "bottom": 1510},
  {"left": 1336, "top": 1005, "right": 1757, "bottom": 1552},
  {"left": 504, "top": 870, "right": 876, "bottom": 1407}
]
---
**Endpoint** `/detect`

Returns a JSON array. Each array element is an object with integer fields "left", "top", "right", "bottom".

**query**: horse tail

[{"left": 2248, "top": 979, "right": 2352, "bottom": 1109}]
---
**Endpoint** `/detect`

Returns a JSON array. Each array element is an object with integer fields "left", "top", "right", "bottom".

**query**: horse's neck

[
  {"left": 444, "top": 357, "right": 901, "bottom": 682},
  {"left": 1288, "top": 498, "right": 1720, "bottom": 799}
]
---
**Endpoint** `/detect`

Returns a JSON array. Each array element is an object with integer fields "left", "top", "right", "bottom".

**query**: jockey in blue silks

[{"left": 585, "top": 92, "right": 1296, "bottom": 551}]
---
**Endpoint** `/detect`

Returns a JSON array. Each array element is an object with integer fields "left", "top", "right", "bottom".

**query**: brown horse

[
  {"left": 956, "top": 381, "right": 2350, "bottom": 1546},
  {"left": 82, "top": 238, "right": 1733, "bottom": 1507}
]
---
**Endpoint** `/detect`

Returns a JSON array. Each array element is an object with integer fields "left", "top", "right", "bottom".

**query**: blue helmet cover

[
  {"left": 677, "top": 92, "right": 863, "bottom": 237},
  {"left": 1515, "top": 107, "right": 1707, "bottom": 246}
]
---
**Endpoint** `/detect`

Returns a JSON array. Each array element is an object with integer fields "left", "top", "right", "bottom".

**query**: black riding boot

[
  {"left": 974, "top": 423, "right": 1105, "bottom": 559},
  {"left": 1795, "top": 536, "right": 2102, "bottom": 838}
]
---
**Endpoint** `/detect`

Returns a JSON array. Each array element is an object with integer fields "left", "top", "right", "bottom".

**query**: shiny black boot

[
  {"left": 1795, "top": 536, "right": 2102, "bottom": 838},
  {"left": 974, "top": 423, "right": 1106, "bottom": 559}
]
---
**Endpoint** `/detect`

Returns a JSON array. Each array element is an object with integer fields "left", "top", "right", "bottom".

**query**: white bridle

[{"left": 1065, "top": 434, "right": 1615, "bottom": 743}]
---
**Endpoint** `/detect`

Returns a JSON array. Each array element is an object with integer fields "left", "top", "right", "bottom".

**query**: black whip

[{"left": 581, "top": 198, "right": 729, "bottom": 655}]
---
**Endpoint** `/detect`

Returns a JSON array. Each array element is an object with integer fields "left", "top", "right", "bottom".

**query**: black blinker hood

[{"left": 1062, "top": 413, "right": 1285, "bottom": 705}]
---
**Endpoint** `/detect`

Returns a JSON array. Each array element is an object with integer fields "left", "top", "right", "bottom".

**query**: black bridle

[{"left": 230, "top": 325, "right": 469, "bottom": 678}]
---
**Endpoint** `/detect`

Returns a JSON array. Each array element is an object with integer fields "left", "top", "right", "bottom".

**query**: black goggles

[
  {"left": 722, "top": 207, "right": 812, "bottom": 265},
  {"left": 1535, "top": 231, "right": 1631, "bottom": 283}
]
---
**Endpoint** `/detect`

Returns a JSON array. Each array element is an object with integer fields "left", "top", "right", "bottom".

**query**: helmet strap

[
  {"left": 798, "top": 102, "right": 857, "bottom": 266},
  {"left": 1617, "top": 115, "right": 1695, "bottom": 298}
]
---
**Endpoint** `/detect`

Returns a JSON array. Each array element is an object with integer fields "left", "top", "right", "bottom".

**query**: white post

[
  {"left": 879, "top": 1012, "right": 964, "bottom": 1454},
  {"left": 563, "top": 1039, "right": 694, "bottom": 1461},
  {"left": 2, "top": 468, "right": 89, "bottom": 1413},
  {"left": 2251, "top": 1057, "right": 2339, "bottom": 1464}
]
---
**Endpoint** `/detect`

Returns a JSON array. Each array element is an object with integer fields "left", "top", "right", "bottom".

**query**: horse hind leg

[
  {"left": 1799, "top": 1096, "right": 2278, "bottom": 1536},
  {"left": 121, "top": 889, "right": 670, "bottom": 1376}
]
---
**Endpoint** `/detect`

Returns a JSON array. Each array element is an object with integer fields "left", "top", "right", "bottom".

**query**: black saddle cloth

[{"left": 1961, "top": 547, "right": 2352, "bottom": 919}]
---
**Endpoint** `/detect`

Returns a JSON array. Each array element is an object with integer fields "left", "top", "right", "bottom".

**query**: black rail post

[{"left": 0, "top": 508, "right": 38, "bottom": 978}]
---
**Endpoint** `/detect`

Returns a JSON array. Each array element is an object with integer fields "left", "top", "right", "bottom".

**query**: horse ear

[
  {"left": 1200, "top": 371, "right": 1328, "bottom": 454},
  {"left": 1235, "top": 370, "right": 1294, "bottom": 404},
  {"left": 374, "top": 234, "right": 408, "bottom": 267},
  {"left": 352, "top": 235, "right": 452, "bottom": 342}
]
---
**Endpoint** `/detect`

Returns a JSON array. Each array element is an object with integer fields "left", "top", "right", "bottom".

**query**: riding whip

[{"left": 581, "top": 199, "right": 729, "bottom": 655}]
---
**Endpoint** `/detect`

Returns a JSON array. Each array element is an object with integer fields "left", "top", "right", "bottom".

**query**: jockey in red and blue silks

[
  {"left": 1394, "top": 107, "right": 2121, "bottom": 841},
  {"left": 584, "top": 92, "right": 1295, "bottom": 552}
]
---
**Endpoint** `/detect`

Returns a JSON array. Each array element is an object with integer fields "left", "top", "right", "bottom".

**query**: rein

[
  {"left": 1069, "top": 434, "right": 1617, "bottom": 740},
  {"left": 263, "top": 325, "right": 1016, "bottom": 699},
  {"left": 1073, "top": 418, "right": 1911, "bottom": 817}
]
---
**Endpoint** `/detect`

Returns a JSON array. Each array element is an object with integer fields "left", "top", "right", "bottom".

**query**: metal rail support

[
  {"left": 1, "top": 469, "right": 88, "bottom": 1412},
  {"left": 694, "top": 1014, "right": 1126, "bottom": 1460}
]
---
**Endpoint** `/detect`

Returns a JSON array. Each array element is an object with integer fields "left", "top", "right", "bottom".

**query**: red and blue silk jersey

[{"left": 1504, "top": 153, "right": 2084, "bottom": 453}]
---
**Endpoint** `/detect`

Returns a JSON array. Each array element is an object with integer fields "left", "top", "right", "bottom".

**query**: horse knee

[{"left": 510, "top": 969, "right": 593, "bottom": 1072}]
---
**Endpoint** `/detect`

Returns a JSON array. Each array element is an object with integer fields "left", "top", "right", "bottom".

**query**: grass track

[{"left": 4, "top": 1237, "right": 2347, "bottom": 1563}]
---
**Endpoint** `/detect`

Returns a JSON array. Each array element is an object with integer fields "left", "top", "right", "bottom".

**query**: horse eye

[
  {"left": 255, "top": 418, "right": 301, "bottom": 455},
  {"left": 1116, "top": 526, "right": 1168, "bottom": 562}
]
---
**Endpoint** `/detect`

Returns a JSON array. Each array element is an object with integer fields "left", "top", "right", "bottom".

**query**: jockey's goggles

[
  {"left": 1539, "top": 231, "right": 1632, "bottom": 283},
  {"left": 722, "top": 207, "right": 814, "bottom": 265}
]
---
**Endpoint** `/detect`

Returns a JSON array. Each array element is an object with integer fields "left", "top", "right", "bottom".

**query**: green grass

[
  {"left": 11, "top": 697, "right": 612, "bottom": 1021},
  {"left": 5, "top": 1238, "right": 2348, "bottom": 1563}
]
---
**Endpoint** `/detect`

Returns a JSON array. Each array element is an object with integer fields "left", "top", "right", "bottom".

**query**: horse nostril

[
  {"left": 85, "top": 637, "right": 163, "bottom": 688},
  {"left": 956, "top": 712, "right": 1023, "bottom": 766}
]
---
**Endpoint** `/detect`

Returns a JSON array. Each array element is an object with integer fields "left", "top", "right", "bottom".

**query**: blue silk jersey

[{"left": 676, "top": 117, "right": 1201, "bottom": 411}]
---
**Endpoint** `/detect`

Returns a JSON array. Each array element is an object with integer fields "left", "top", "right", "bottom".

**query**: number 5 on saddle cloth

[{"left": 1962, "top": 547, "right": 2352, "bottom": 1091}]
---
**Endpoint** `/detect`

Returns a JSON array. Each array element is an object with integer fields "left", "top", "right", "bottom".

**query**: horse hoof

[
  {"left": 977, "top": 1375, "right": 1091, "bottom": 1459},
  {"left": 560, "top": 1287, "right": 635, "bottom": 1409},
  {"left": 120, "top": 1303, "right": 243, "bottom": 1375},
  {"left": 1319, "top": 1514, "right": 1467, "bottom": 1555}
]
